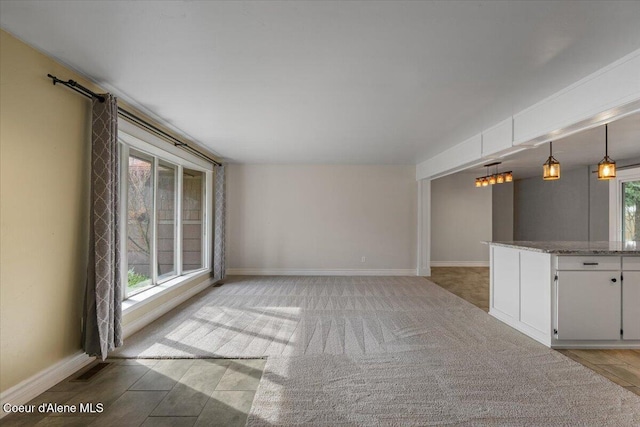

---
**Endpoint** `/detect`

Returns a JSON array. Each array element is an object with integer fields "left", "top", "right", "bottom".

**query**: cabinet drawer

[
  {"left": 622, "top": 257, "right": 640, "bottom": 271},
  {"left": 557, "top": 256, "right": 620, "bottom": 271}
]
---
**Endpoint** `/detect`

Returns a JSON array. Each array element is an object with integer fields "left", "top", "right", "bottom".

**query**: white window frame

[
  {"left": 124, "top": 148, "right": 157, "bottom": 297},
  {"left": 119, "top": 119, "right": 213, "bottom": 301},
  {"left": 609, "top": 166, "right": 640, "bottom": 242},
  {"left": 156, "top": 159, "right": 179, "bottom": 283}
]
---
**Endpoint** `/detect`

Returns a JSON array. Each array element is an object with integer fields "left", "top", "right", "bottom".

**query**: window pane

[
  {"left": 157, "top": 162, "right": 176, "bottom": 279},
  {"left": 183, "top": 168, "right": 204, "bottom": 272},
  {"left": 623, "top": 180, "right": 640, "bottom": 244},
  {"left": 127, "top": 154, "right": 153, "bottom": 295}
]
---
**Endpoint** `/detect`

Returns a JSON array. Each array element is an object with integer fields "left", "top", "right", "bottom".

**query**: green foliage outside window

[
  {"left": 624, "top": 181, "right": 640, "bottom": 241},
  {"left": 127, "top": 269, "right": 150, "bottom": 288}
]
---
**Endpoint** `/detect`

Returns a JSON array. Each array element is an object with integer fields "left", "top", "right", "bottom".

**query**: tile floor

[
  {"left": 428, "top": 266, "right": 490, "bottom": 311},
  {"left": 428, "top": 266, "right": 640, "bottom": 397},
  {"left": 1, "top": 358, "right": 265, "bottom": 427}
]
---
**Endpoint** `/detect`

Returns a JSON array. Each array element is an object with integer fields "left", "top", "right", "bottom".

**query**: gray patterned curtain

[
  {"left": 213, "top": 164, "right": 226, "bottom": 281},
  {"left": 82, "top": 93, "right": 122, "bottom": 360}
]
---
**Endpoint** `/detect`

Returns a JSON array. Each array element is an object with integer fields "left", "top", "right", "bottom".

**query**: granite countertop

[{"left": 485, "top": 241, "right": 640, "bottom": 255}]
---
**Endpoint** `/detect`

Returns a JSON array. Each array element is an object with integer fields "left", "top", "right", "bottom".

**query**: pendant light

[
  {"left": 504, "top": 172, "right": 513, "bottom": 182},
  {"left": 597, "top": 124, "right": 616, "bottom": 180},
  {"left": 475, "top": 162, "right": 512, "bottom": 188},
  {"left": 542, "top": 141, "right": 560, "bottom": 180}
]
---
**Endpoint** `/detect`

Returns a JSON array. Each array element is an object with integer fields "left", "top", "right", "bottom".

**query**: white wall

[
  {"left": 430, "top": 172, "right": 492, "bottom": 266},
  {"left": 226, "top": 165, "right": 417, "bottom": 274}
]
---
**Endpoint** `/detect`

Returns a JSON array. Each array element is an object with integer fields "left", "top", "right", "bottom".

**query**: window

[
  {"left": 609, "top": 167, "right": 640, "bottom": 246},
  {"left": 157, "top": 161, "right": 177, "bottom": 280},
  {"left": 126, "top": 151, "right": 154, "bottom": 295},
  {"left": 622, "top": 180, "right": 640, "bottom": 244},
  {"left": 182, "top": 168, "right": 205, "bottom": 272},
  {"left": 119, "top": 120, "right": 213, "bottom": 300}
]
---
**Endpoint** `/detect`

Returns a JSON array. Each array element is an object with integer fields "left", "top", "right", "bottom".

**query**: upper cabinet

[
  {"left": 481, "top": 118, "right": 514, "bottom": 158},
  {"left": 513, "top": 52, "right": 640, "bottom": 146}
]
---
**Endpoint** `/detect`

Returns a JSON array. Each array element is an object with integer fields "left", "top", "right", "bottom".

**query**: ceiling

[
  {"left": 1, "top": 1, "right": 640, "bottom": 164},
  {"left": 466, "top": 112, "right": 640, "bottom": 179}
]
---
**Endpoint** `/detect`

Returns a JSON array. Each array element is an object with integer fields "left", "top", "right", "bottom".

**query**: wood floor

[
  {"left": 428, "top": 266, "right": 640, "bottom": 397},
  {"left": 1, "top": 359, "right": 265, "bottom": 427}
]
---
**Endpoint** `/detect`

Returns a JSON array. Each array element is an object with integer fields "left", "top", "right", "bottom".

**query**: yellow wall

[
  {"left": 0, "top": 30, "right": 219, "bottom": 392},
  {"left": 0, "top": 30, "right": 96, "bottom": 391}
]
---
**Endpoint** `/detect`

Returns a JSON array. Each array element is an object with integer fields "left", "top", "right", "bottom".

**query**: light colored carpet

[
  {"left": 113, "top": 275, "right": 477, "bottom": 358},
  {"left": 112, "top": 276, "right": 640, "bottom": 425}
]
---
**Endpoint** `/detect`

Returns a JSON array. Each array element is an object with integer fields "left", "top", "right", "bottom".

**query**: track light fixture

[{"left": 475, "top": 162, "right": 512, "bottom": 188}]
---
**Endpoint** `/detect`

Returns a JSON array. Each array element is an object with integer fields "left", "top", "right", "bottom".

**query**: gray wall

[
  {"left": 492, "top": 182, "right": 514, "bottom": 241},
  {"left": 589, "top": 168, "right": 610, "bottom": 241},
  {"left": 514, "top": 166, "right": 608, "bottom": 241},
  {"left": 431, "top": 172, "right": 492, "bottom": 264}
]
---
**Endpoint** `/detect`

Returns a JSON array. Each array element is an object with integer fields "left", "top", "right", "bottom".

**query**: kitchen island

[{"left": 488, "top": 241, "right": 640, "bottom": 349}]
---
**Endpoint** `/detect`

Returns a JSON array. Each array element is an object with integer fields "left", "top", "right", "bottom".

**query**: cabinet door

[
  {"left": 520, "top": 251, "right": 551, "bottom": 334},
  {"left": 492, "top": 246, "right": 520, "bottom": 319},
  {"left": 557, "top": 271, "right": 621, "bottom": 340},
  {"left": 623, "top": 271, "right": 640, "bottom": 340}
]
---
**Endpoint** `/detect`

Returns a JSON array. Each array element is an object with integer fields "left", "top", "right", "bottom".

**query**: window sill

[{"left": 122, "top": 269, "right": 211, "bottom": 315}]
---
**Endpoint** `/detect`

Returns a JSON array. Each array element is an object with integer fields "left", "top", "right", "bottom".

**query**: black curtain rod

[{"left": 47, "top": 74, "right": 222, "bottom": 166}]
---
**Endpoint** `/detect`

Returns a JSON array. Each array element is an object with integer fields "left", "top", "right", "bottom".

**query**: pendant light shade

[
  {"left": 504, "top": 172, "right": 513, "bottom": 182},
  {"left": 598, "top": 160, "right": 616, "bottom": 179},
  {"left": 597, "top": 124, "right": 616, "bottom": 180},
  {"left": 543, "top": 141, "right": 560, "bottom": 180}
]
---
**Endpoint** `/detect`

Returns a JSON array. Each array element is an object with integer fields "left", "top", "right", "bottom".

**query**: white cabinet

[
  {"left": 556, "top": 271, "right": 621, "bottom": 340},
  {"left": 489, "top": 246, "right": 552, "bottom": 346},
  {"left": 490, "top": 245, "right": 640, "bottom": 348},
  {"left": 491, "top": 246, "right": 520, "bottom": 319},
  {"left": 520, "top": 251, "right": 551, "bottom": 334},
  {"left": 553, "top": 256, "right": 640, "bottom": 341},
  {"left": 557, "top": 256, "right": 620, "bottom": 271},
  {"left": 481, "top": 118, "right": 513, "bottom": 157},
  {"left": 623, "top": 271, "right": 640, "bottom": 340}
]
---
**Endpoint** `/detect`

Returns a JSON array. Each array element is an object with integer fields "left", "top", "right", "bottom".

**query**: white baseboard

[
  {"left": 1, "top": 276, "right": 214, "bottom": 418},
  {"left": 0, "top": 351, "right": 95, "bottom": 418},
  {"left": 417, "top": 267, "right": 432, "bottom": 277},
  {"left": 430, "top": 261, "right": 489, "bottom": 267},
  {"left": 123, "top": 276, "right": 215, "bottom": 338},
  {"left": 226, "top": 268, "right": 416, "bottom": 276}
]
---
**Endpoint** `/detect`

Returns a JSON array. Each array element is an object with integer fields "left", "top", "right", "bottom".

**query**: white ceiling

[
  {"left": 466, "top": 112, "right": 640, "bottom": 179},
  {"left": 1, "top": 1, "right": 640, "bottom": 164}
]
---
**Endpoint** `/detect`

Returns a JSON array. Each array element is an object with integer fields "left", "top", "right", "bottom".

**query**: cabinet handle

[
  {"left": 583, "top": 262, "right": 599, "bottom": 266},
  {"left": 611, "top": 278, "right": 617, "bottom": 283}
]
